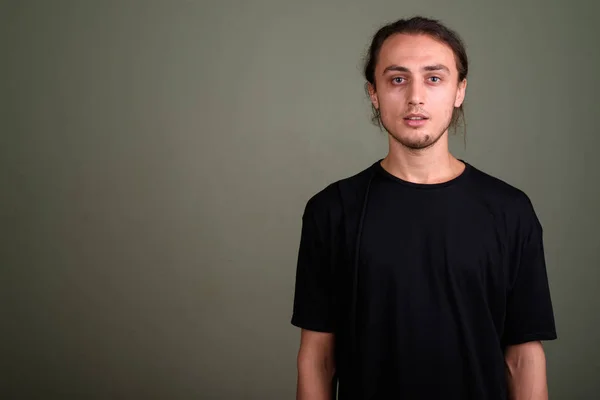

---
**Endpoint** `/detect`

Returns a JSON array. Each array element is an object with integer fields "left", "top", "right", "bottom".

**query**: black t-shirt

[{"left": 291, "top": 159, "right": 557, "bottom": 400}]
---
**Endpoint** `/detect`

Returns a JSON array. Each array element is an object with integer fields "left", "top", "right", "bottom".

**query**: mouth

[{"left": 403, "top": 114, "right": 429, "bottom": 127}]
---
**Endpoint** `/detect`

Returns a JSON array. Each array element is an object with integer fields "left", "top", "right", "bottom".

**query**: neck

[{"left": 381, "top": 131, "right": 464, "bottom": 184}]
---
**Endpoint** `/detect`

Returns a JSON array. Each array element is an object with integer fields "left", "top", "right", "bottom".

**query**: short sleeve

[
  {"left": 291, "top": 199, "right": 335, "bottom": 333},
  {"left": 502, "top": 196, "right": 557, "bottom": 346}
]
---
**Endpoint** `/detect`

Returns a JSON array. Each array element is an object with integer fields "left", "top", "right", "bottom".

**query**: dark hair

[{"left": 364, "top": 16, "right": 468, "bottom": 136}]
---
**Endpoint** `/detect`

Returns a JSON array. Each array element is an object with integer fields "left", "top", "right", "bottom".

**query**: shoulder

[
  {"left": 467, "top": 164, "right": 535, "bottom": 210},
  {"left": 303, "top": 162, "right": 376, "bottom": 221},
  {"left": 466, "top": 163, "right": 541, "bottom": 230}
]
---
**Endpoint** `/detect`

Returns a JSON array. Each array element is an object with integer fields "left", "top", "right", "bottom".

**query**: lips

[
  {"left": 403, "top": 113, "right": 428, "bottom": 120},
  {"left": 403, "top": 113, "right": 429, "bottom": 127}
]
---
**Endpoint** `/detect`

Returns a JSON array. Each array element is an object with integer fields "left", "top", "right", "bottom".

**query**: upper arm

[
  {"left": 502, "top": 195, "right": 557, "bottom": 346},
  {"left": 291, "top": 197, "right": 336, "bottom": 333},
  {"left": 297, "top": 329, "right": 336, "bottom": 367},
  {"left": 505, "top": 341, "right": 546, "bottom": 365},
  {"left": 504, "top": 341, "right": 548, "bottom": 398},
  {"left": 296, "top": 329, "right": 336, "bottom": 400}
]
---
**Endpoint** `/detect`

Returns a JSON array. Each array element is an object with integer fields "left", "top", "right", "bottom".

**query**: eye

[
  {"left": 392, "top": 77, "right": 405, "bottom": 84},
  {"left": 429, "top": 76, "right": 441, "bottom": 83}
]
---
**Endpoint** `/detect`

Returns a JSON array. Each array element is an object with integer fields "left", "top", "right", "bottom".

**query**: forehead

[{"left": 377, "top": 33, "right": 457, "bottom": 73}]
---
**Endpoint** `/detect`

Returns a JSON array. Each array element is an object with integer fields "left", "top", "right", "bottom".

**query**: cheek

[
  {"left": 431, "top": 90, "right": 458, "bottom": 117},
  {"left": 378, "top": 90, "right": 405, "bottom": 113}
]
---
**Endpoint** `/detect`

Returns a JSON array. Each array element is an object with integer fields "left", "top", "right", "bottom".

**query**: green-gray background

[{"left": 2, "top": 0, "right": 598, "bottom": 398}]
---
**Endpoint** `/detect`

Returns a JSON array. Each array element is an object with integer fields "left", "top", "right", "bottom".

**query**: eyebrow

[{"left": 383, "top": 64, "right": 450, "bottom": 74}]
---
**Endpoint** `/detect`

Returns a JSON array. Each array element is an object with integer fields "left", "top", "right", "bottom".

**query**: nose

[{"left": 408, "top": 80, "right": 425, "bottom": 106}]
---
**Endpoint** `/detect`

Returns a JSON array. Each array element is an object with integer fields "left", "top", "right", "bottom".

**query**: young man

[{"left": 291, "top": 17, "right": 557, "bottom": 400}]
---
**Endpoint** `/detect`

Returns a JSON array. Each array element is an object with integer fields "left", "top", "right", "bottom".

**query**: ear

[
  {"left": 454, "top": 78, "right": 467, "bottom": 108},
  {"left": 367, "top": 82, "right": 379, "bottom": 110}
]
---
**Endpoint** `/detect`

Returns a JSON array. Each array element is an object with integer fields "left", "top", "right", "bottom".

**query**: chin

[{"left": 390, "top": 130, "right": 435, "bottom": 150}]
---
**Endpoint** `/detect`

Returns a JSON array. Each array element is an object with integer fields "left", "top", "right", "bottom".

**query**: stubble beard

[{"left": 384, "top": 118, "right": 452, "bottom": 151}]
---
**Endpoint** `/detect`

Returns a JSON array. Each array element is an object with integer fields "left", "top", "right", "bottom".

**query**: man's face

[{"left": 368, "top": 34, "right": 467, "bottom": 150}]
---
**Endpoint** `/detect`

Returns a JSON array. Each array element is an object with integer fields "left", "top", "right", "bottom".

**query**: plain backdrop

[{"left": 1, "top": 0, "right": 599, "bottom": 399}]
